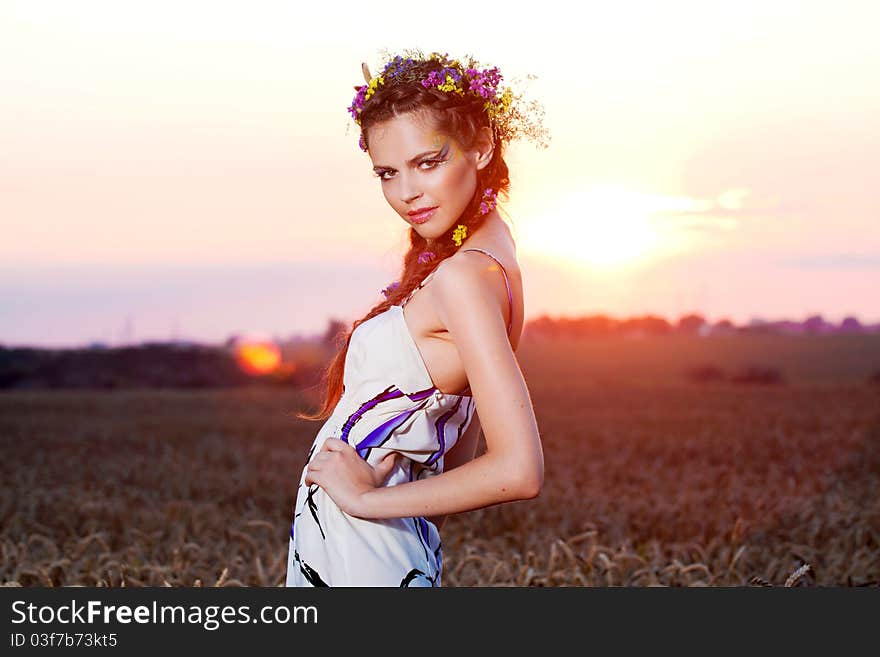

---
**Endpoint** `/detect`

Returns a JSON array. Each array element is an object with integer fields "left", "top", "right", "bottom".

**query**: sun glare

[
  {"left": 234, "top": 337, "right": 282, "bottom": 376},
  {"left": 519, "top": 184, "right": 708, "bottom": 269}
]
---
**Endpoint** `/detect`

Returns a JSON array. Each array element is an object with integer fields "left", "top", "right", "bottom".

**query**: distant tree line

[
  {"left": 523, "top": 312, "right": 880, "bottom": 339},
  {"left": 2, "top": 312, "right": 878, "bottom": 390}
]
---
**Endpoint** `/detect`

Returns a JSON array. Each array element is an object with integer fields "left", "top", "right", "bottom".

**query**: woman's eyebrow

[{"left": 372, "top": 143, "right": 449, "bottom": 172}]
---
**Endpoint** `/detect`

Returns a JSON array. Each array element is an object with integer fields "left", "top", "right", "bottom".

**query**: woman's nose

[{"left": 398, "top": 173, "right": 422, "bottom": 204}]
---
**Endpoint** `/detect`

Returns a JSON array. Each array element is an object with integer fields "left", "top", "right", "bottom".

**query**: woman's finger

[{"left": 322, "top": 438, "right": 346, "bottom": 451}]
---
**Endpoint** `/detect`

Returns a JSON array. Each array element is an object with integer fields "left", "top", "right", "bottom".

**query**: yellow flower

[
  {"left": 364, "top": 75, "right": 384, "bottom": 101},
  {"left": 452, "top": 224, "right": 468, "bottom": 246},
  {"left": 438, "top": 74, "right": 461, "bottom": 94},
  {"left": 499, "top": 87, "right": 513, "bottom": 110}
]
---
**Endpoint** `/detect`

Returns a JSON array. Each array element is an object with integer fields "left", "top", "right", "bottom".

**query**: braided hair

[{"left": 296, "top": 49, "right": 547, "bottom": 421}]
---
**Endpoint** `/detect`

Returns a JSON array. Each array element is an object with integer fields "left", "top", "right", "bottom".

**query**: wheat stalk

[{"left": 784, "top": 563, "right": 811, "bottom": 587}]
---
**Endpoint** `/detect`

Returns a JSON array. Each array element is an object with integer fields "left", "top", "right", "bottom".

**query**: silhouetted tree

[
  {"left": 839, "top": 316, "right": 864, "bottom": 334},
  {"left": 322, "top": 319, "right": 348, "bottom": 347},
  {"left": 677, "top": 313, "right": 707, "bottom": 335}
]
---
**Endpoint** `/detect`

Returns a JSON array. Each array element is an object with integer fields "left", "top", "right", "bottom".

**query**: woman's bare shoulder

[{"left": 456, "top": 240, "right": 520, "bottom": 279}]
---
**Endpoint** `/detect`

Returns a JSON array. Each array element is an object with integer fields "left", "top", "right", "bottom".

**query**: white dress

[{"left": 286, "top": 248, "right": 514, "bottom": 586}]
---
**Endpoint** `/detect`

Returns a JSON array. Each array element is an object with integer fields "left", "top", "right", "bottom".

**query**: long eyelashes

[{"left": 374, "top": 158, "right": 446, "bottom": 182}]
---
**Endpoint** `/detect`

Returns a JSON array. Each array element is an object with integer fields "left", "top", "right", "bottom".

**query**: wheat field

[{"left": 2, "top": 334, "right": 879, "bottom": 586}]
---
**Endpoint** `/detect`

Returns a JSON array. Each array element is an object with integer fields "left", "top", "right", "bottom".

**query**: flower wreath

[
  {"left": 347, "top": 49, "right": 550, "bottom": 298},
  {"left": 347, "top": 48, "right": 550, "bottom": 154}
]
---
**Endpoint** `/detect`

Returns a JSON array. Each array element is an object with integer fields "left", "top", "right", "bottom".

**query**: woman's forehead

[
  {"left": 368, "top": 115, "right": 456, "bottom": 164},
  {"left": 369, "top": 112, "right": 440, "bottom": 144}
]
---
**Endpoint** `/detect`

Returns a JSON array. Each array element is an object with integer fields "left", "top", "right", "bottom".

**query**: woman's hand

[{"left": 304, "top": 438, "right": 399, "bottom": 518}]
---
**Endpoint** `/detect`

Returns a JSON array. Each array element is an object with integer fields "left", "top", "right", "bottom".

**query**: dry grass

[{"left": 1, "top": 374, "right": 878, "bottom": 587}]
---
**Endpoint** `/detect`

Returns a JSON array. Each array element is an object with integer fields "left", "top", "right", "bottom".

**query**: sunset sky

[{"left": 2, "top": 1, "right": 878, "bottom": 347}]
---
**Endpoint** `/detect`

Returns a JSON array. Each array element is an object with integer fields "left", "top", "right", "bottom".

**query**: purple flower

[
  {"left": 381, "top": 280, "right": 401, "bottom": 298},
  {"left": 422, "top": 70, "right": 444, "bottom": 88},
  {"left": 479, "top": 187, "right": 497, "bottom": 214}
]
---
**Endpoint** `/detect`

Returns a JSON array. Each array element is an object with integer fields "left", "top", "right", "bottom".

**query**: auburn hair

[{"left": 296, "top": 59, "right": 512, "bottom": 421}]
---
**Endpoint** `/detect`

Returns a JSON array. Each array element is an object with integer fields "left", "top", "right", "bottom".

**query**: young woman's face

[{"left": 367, "top": 112, "right": 487, "bottom": 241}]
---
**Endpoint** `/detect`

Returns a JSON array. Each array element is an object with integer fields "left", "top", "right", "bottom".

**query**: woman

[{"left": 287, "top": 49, "right": 549, "bottom": 587}]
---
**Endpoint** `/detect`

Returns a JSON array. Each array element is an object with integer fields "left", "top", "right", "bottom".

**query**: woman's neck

[{"left": 460, "top": 209, "right": 511, "bottom": 250}]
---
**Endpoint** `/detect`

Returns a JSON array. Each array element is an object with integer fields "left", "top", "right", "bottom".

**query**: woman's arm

[
  {"left": 358, "top": 431, "right": 539, "bottom": 519},
  {"left": 425, "top": 412, "right": 482, "bottom": 530},
  {"left": 306, "top": 253, "right": 544, "bottom": 520}
]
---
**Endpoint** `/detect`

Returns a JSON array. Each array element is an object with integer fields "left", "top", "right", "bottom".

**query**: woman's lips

[{"left": 409, "top": 207, "right": 437, "bottom": 224}]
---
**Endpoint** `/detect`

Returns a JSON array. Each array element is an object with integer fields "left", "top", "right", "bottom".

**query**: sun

[
  {"left": 233, "top": 336, "right": 282, "bottom": 375},
  {"left": 519, "top": 184, "right": 668, "bottom": 268}
]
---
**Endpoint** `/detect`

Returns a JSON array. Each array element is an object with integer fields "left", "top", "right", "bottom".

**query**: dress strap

[
  {"left": 401, "top": 249, "right": 515, "bottom": 337},
  {"left": 459, "top": 248, "right": 514, "bottom": 336},
  {"left": 400, "top": 265, "right": 442, "bottom": 307}
]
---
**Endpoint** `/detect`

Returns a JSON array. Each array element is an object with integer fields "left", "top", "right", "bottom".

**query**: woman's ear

[{"left": 474, "top": 127, "right": 494, "bottom": 171}]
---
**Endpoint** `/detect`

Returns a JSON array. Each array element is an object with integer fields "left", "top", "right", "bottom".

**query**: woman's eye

[{"left": 374, "top": 159, "right": 444, "bottom": 182}]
